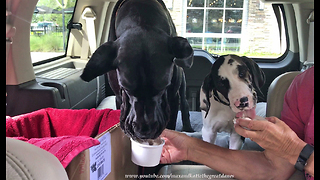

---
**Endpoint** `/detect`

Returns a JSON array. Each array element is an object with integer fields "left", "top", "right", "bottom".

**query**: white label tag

[{"left": 89, "top": 132, "right": 111, "bottom": 180}]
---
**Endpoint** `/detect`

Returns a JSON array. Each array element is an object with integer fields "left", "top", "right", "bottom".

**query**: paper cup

[{"left": 130, "top": 138, "right": 165, "bottom": 167}]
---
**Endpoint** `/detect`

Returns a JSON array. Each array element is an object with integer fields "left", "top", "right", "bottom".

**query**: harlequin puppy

[{"left": 200, "top": 54, "right": 265, "bottom": 149}]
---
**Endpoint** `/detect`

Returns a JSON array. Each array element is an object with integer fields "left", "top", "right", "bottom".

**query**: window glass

[
  {"left": 187, "top": 0, "right": 204, "bottom": 7},
  {"left": 186, "top": 9, "right": 204, "bottom": 33},
  {"left": 224, "top": 10, "right": 242, "bottom": 34},
  {"left": 164, "top": 0, "right": 286, "bottom": 58},
  {"left": 226, "top": 0, "right": 244, "bottom": 8},
  {"left": 187, "top": 37, "right": 203, "bottom": 49},
  {"left": 206, "top": 10, "right": 223, "bottom": 33},
  {"left": 207, "top": 0, "right": 224, "bottom": 7},
  {"left": 204, "top": 37, "right": 222, "bottom": 51},
  {"left": 224, "top": 38, "right": 241, "bottom": 52},
  {"left": 30, "top": 0, "right": 76, "bottom": 64}
]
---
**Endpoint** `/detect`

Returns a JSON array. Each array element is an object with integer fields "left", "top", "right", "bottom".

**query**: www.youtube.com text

[{"left": 125, "top": 173, "right": 234, "bottom": 179}]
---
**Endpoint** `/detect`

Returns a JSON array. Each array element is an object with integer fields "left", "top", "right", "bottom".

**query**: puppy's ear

[
  {"left": 80, "top": 41, "right": 118, "bottom": 82},
  {"left": 168, "top": 37, "right": 194, "bottom": 68},
  {"left": 201, "top": 73, "right": 214, "bottom": 118},
  {"left": 241, "top": 56, "right": 266, "bottom": 92}
]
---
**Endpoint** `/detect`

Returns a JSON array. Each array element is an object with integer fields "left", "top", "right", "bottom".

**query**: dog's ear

[
  {"left": 80, "top": 41, "right": 118, "bottom": 82},
  {"left": 201, "top": 73, "right": 215, "bottom": 118},
  {"left": 241, "top": 56, "right": 266, "bottom": 92},
  {"left": 168, "top": 37, "right": 194, "bottom": 68}
]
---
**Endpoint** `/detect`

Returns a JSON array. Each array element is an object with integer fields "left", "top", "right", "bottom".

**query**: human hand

[
  {"left": 160, "top": 129, "right": 191, "bottom": 164},
  {"left": 234, "top": 116, "right": 306, "bottom": 165}
]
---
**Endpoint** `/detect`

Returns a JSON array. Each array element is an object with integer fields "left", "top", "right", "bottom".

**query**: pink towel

[{"left": 6, "top": 108, "right": 120, "bottom": 168}]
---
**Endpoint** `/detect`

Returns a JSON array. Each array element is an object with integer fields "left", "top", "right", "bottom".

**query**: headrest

[{"left": 6, "top": 138, "right": 68, "bottom": 180}]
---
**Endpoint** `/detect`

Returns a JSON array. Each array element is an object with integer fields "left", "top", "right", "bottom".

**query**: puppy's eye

[{"left": 239, "top": 71, "right": 246, "bottom": 78}]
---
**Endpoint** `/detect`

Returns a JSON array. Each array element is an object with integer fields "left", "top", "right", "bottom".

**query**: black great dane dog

[{"left": 80, "top": 0, "right": 194, "bottom": 140}]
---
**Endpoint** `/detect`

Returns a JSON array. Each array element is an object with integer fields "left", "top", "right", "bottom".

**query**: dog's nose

[
  {"left": 237, "top": 97, "right": 249, "bottom": 109},
  {"left": 240, "top": 97, "right": 248, "bottom": 103}
]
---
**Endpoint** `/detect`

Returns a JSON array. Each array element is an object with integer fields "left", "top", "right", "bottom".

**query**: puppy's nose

[
  {"left": 237, "top": 97, "right": 249, "bottom": 109},
  {"left": 240, "top": 97, "right": 248, "bottom": 103}
]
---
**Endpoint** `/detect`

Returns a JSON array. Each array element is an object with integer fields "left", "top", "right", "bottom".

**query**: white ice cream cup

[{"left": 130, "top": 138, "right": 165, "bottom": 167}]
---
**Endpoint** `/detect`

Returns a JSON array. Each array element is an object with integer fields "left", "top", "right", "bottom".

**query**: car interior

[{"left": 6, "top": 0, "right": 313, "bottom": 179}]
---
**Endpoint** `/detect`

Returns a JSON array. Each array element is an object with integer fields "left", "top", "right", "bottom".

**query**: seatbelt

[
  {"left": 81, "top": 7, "right": 100, "bottom": 106},
  {"left": 80, "top": 31, "right": 89, "bottom": 60},
  {"left": 81, "top": 7, "right": 97, "bottom": 58},
  {"left": 302, "top": 11, "right": 314, "bottom": 71}
]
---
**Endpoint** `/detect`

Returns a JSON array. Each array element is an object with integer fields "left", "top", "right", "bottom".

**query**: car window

[
  {"left": 164, "top": 0, "right": 287, "bottom": 59},
  {"left": 30, "top": 0, "right": 286, "bottom": 64},
  {"left": 30, "top": 0, "right": 76, "bottom": 64}
]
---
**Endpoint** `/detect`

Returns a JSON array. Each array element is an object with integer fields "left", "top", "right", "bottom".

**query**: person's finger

[
  {"left": 160, "top": 143, "right": 172, "bottom": 164},
  {"left": 265, "top": 116, "right": 277, "bottom": 123},
  {"left": 160, "top": 128, "right": 170, "bottom": 138},
  {"left": 236, "top": 118, "right": 269, "bottom": 131},
  {"left": 234, "top": 123, "right": 258, "bottom": 139},
  {"left": 160, "top": 148, "right": 167, "bottom": 164},
  {"left": 160, "top": 128, "right": 183, "bottom": 140}
]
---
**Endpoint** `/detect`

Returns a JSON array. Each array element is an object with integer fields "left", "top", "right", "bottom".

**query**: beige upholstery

[
  {"left": 266, "top": 71, "right": 301, "bottom": 118},
  {"left": 6, "top": 137, "right": 68, "bottom": 180},
  {"left": 97, "top": 95, "right": 117, "bottom": 110}
]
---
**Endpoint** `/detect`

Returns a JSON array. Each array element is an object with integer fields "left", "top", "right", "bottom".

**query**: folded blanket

[{"left": 6, "top": 108, "right": 121, "bottom": 168}]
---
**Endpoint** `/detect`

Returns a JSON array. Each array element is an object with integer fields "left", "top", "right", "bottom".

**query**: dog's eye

[{"left": 239, "top": 71, "right": 246, "bottom": 78}]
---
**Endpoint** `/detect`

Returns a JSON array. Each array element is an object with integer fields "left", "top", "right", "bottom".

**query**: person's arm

[
  {"left": 189, "top": 138, "right": 295, "bottom": 179},
  {"left": 305, "top": 152, "right": 314, "bottom": 177},
  {"left": 280, "top": 67, "right": 314, "bottom": 177},
  {"left": 160, "top": 129, "right": 295, "bottom": 180}
]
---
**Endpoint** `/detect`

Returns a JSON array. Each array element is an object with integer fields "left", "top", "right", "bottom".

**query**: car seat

[
  {"left": 266, "top": 71, "right": 301, "bottom": 118},
  {"left": 6, "top": 137, "right": 68, "bottom": 180}
]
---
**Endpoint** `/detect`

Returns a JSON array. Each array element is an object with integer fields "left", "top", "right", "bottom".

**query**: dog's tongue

[{"left": 236, "top": 109, "right": 256, "bottom": 119}]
